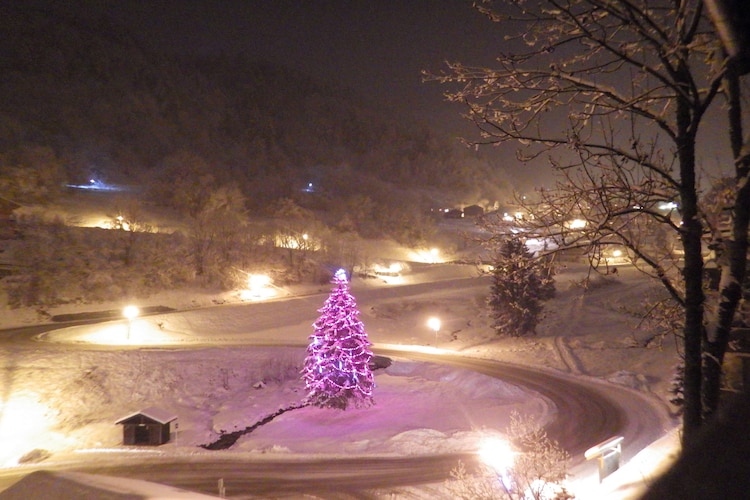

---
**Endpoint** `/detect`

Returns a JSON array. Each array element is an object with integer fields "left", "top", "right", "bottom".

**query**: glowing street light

[
  {"left": 567, "top": 218, "right": 587, "bottom": 230},
  {"left": 0, "top": 393, "right": 53, "bottom": 466},
  {"left": 115, "top": 215, "right": 130, "bottom": 231},
  {"left": 427, "top": 317, "right": 441, "bottom": 345},
  {"left": 479, "top": 437, "right": 516, "bottom": 494},
  {"left": 123, "top": 305, "right": 139, "bottom": 341},
  {"left": 248, "top": 273, "right": 271, "bottom": 290},
  {"left": 241, "top": 273, "right": 277, "bottom": 301}
]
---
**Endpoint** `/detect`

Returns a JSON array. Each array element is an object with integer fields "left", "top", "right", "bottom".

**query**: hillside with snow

[{"left": 0, "top": 261, "right": 683, "bottom": 499}]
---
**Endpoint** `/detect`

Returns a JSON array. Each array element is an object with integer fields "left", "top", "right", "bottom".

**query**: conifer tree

[
  {"left": 488, "top": 237, "right": 555, "bottom": 337},
  {"left": 302, "top": 269, "right": 375, "bottom": 410}
]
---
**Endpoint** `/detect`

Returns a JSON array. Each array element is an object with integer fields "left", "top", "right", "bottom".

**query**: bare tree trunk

[
  {"left": 427, "top": 0, "right": 727, "bottom": 442},
  {"left": 703, "top": 61, "right": 750, "bottom": 419},
  {"left": 675, "top": 66, "right": 705, "bottom": 442}
]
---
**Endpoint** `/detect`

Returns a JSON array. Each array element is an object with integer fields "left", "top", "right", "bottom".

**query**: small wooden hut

[{"left": 115, "top": 406, "right": 177, "bottom": 446}]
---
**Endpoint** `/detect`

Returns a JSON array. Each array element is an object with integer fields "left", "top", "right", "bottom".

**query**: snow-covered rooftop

[{"left": 115, "top": 407, "right": 178, "bottom": 425}]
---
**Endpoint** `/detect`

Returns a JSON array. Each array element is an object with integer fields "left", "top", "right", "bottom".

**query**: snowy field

[{"left": 0, "top": 262, "right": 681, "bottom": 498}]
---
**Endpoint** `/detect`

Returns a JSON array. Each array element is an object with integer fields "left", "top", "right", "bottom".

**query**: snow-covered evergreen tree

[
  {"left": 301, "top": 269, "right": 375, "bottom": 410},
  {"left": 488, "top": 237, "right": 555, "bottom": 337}
]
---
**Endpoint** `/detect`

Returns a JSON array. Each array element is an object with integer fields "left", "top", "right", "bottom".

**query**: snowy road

[
  {"left": 0, "top": 348, "right": 668, "bottom": 498},
  {"left": 23, "top": 453, "right": 482, "bottom": 498},
  {"left": 0, "top": 275, "right": 490, "bottom": 347},
  {"left": 376, "top": 350, "right": 672, "bottom": 475}
]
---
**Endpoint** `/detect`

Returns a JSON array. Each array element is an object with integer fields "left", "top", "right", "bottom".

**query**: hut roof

[{"left": 115, "top": 406, "right": 177, "bottom": 425}]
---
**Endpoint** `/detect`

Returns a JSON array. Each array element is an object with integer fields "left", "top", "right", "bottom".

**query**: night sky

[{"left": 104, "top": 1, "right": 504, "bottom": 133}]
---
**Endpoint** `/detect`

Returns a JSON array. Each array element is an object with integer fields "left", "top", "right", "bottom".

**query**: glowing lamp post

[
  {"left": 430, "top": 248, "right": 439, "bottom": 263},
  {"left": 479, "top": 437, "right": 515, "bottom": 494},
  {"left": 427, "top": 317, "right": 441, "bottom": 345},
  {"left": 123, "top": 305, "right": 139, "bottom": 341},
  {"left": 249, "top": 274, "right": 270, "bottom": 291},
  {"left": 243, "top": 273, "right": 274, "bottom": 300}
]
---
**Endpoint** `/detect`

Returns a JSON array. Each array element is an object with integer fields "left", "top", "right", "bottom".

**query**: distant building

[{"left": 463, "top": 205, "right": 484, "bottom": 218}]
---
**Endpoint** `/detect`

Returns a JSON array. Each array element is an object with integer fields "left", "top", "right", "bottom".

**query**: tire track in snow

[
  {"left": 554, "top": 335, "right": 586, "bottom": 375},
  {"left": 551, "top": 289, "right": 587, "bottom": 375}
]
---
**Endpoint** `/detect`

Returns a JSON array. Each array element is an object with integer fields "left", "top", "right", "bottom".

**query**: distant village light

[
  {"left": 658, "top": 201, "right": 678, "bottom": 211},
  {"left": 568, "top": 219, "right": 587, "bottom": 230},
  {"left": 409, "top": 248, "right": 444, "bottom": 264}
]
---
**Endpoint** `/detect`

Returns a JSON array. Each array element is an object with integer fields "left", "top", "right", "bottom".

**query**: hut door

[{"left": 135, "top": 424, "right": 149, "bottom": 444}]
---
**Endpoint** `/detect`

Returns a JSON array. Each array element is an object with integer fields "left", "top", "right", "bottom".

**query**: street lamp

[
  {"left": 244, "top": 274, "right": 273, "bottom": 300},
  {"left": 479, "top": 437, "right": 515, "bottom": 494},
  {"left": 427, "top": 317, "right": 441, "bottom": 345},
  {"left": 123, "top": 305, "right": 139, "bottom": 341},
  {"left": 429, "top": 248, "right": 439, "bottom": 263}
]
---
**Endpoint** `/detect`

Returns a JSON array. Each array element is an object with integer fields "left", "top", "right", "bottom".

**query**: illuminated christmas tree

[{"left": 302, "top": 269, "right": 375, "bottom": 410}]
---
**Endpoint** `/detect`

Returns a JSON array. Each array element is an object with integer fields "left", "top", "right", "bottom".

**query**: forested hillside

[
  {"left": 0, "top": 4, "right": 511, "bottom": 306},
  {"left": 0, "top": 4, "right": 507, "bottom": 211}
]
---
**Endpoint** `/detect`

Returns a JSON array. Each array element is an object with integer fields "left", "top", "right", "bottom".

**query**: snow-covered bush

[
  {"left": 446, "top": 412, "right": 572, "bottom": 500},
  {"left": 3, "top": 217, "right": 260, "bottom": 306},
  {"left": 257, "top": 351, "right": 303, "bottom": 384}
]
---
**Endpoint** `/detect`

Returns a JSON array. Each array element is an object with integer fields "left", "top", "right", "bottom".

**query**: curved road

[
  {"left": 0, "top": 275, "right": 672, "bottom": 498},
  {"left": 0, "top": 352, "right": 669, "bottom": 498}
]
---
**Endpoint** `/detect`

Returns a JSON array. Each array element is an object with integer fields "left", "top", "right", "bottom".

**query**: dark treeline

[{"left": 0, "top": 4, "right": 507, "bottom": 213}]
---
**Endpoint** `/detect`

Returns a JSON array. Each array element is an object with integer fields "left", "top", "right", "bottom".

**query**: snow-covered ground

[{"left": 0, "top": 262, "right": 681, "bottom": 499}]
